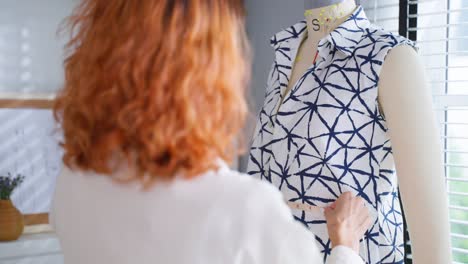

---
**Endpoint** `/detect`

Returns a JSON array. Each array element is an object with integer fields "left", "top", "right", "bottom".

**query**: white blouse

[{"left": 51, "top": 162, "right": 364, "bottom": 264}]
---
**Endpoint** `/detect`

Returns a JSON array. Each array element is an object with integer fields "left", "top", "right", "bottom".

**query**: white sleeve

[
  {"left": 276, "top": 211, "right": 364, "bottom": 264},
  {"left": 327, "top": 246, "right": 365, "bottom": 264},
  {"left": 242, "top": 179, "right": 364, "bottom": 264},
  {"left": 276, "top": 217, "right": 324, "bottom": 263},
  {"left": 240, "top": 180, "right": 322, "bottom": 264}
]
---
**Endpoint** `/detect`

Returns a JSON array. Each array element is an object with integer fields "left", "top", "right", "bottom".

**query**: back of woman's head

[{"left": 54, "top": 0, "right": 249, "bottom": 185}]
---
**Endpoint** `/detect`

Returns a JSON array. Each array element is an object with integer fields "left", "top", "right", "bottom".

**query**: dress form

[
  {"left": 290, "top": 0, "right": 452, "bottom": 262},
  {"left": 286, "top": 0, "right": 356, "bottom": 101},
  {"left": 378, "top": 46, "right": 452, "bottom": 263}
]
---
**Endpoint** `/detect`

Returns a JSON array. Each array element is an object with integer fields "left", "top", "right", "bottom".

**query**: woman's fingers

[
  {"left": 354, "top": 197, "right": 371, "bottom": 231},
  {"left": 325, "top": 192, "right": 370, "bottom": 253},
  {"left": 352, "top": 196, "right": 366, "bottom": 210},
  {"left": 341, "top": 192, "right": 353, "bottom": 200},
  {"left": 324, "top": 207, "right": 332, "bottom": 218},
  {"left": 356, "top": 215, "right": 373, "bottom": 238},
  {"left": 356, "top": 205, "right": 369, "bottom": 224},
  {"left": 334, "top": 192, "right": 353, "bottom": 211}
]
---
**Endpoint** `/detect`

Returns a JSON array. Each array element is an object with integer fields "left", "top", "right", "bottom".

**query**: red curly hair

[{"left": 54, "top": 0, "right": 250, "bottom": 184}]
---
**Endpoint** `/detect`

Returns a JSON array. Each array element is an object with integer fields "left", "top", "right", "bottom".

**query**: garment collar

[{"left": 270, "top": 6, "right": 370, "bottom": 56}]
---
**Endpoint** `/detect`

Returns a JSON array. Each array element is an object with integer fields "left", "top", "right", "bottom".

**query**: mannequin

[
  {"left": 285, "top": 0, "right": 357, "bottom": 100},
  {"left": 285, "top": 0, "right": 452, "bottom": 263}
]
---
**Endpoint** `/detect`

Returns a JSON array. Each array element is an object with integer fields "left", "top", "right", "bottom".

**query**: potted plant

[{"left": 0, "top": 173, "right": 25, "bottom": 241}]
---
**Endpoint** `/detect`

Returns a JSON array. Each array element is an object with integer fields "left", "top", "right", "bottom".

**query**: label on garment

[{"left": 312, "top": 19, "right": 321, "bottom": 31}]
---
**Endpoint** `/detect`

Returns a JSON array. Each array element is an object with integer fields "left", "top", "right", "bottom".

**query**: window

[
  {"left": 0, "top": 0, "right": 76, "bottom": 226},
  {"left": 405, "top": 0, "right": 468, "bottom": 263},
  {"left": 364, "top": 0, "right": 468, "bottom": 263},
  {"left": 362, "top": 0, "right": 400, "bottom": 33}
]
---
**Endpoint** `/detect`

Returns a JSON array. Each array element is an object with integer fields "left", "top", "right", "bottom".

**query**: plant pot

[{"left": 0, "top": 199, "right": 24, "bottom": 241}]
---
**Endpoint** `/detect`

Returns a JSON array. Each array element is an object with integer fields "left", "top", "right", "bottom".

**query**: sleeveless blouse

[{"left": 247, "top": 6, "right": 415, "bottom": 264}]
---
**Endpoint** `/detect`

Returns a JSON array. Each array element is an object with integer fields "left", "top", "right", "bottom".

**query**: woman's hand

[{"left": 324, "top": 192, "right": 372, "bottom": 253}]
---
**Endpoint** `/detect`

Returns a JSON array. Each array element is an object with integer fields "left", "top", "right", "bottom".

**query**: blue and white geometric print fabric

[{"left": 247, "top": 6, "right": 415, "bottom": 264}]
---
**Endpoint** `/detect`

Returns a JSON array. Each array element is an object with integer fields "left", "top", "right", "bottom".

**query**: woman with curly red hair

[{"left": 51, "top": 0, "right": 371, "bottom": 263}]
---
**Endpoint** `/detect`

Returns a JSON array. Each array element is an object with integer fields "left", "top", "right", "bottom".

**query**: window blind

[
  {"left": 361, "top": 0, "right": 400, "bottom": 33},
  {"left": 408, "top": 0, "right": 468, "bottom": 263},
  {"left": 364, "top": 0, "right": 468, "bottom": 263}
]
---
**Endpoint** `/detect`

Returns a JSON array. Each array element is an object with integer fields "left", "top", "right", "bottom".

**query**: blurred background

[{"left": 0, "top": 0, "right": 467, "bottom": 263}]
